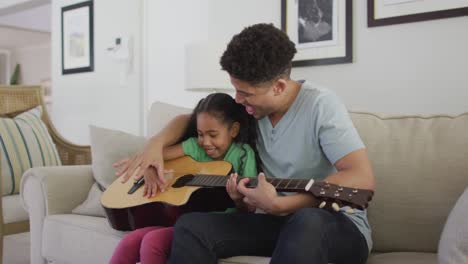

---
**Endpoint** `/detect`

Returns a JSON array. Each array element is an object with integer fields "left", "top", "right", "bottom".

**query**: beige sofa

[{"left": 20, "top": 101, "right": 468, "bottom": 264}]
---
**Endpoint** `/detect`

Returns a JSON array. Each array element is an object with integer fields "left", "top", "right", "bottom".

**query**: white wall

[
  {"left": 145, "top": 0, "right": 276, "bottom": 111},
  {"left": 145, "top": 0, "right": 210, "bottom": 110},
  {"left": 145, "top": 1, "right": 468, "bottom": 116},
  {"left": 51, "top": 0, "right": 142, "bottom": 145},
  {"left": 291, "top": 1, "right": 468, "bottom": 115}
]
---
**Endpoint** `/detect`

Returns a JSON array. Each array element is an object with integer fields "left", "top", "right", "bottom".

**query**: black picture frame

[
  {"left": 61, "top": 1, "right": 94, "bottom": 75},
  {"left": 368, "top": 0, "right": 468, "bottom": 27},
  {"left": 281, "top": 0, "right": 353, "bottom": 67}
]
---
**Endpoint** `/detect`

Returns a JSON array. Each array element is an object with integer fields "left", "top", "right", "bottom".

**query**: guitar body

[{"left": 101, "top": 156, "right": 234, "bottom": 231}]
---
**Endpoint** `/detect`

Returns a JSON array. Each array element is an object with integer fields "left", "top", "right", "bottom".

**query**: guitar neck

[{"left": 186, "top": 174, "right": 311, "bottom": 193}]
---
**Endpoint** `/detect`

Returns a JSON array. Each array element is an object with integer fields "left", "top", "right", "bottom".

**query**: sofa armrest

[
  {"left": 21, "top": 165, "right": 94, "bottom": 215},
  {"left": 20, "top": 165, "right": 94, "bottom": 264}
]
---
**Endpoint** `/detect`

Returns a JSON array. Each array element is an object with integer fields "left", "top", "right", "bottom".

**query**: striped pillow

[{"left": 0, "top": 106, "right": 61, "bottom": 195}]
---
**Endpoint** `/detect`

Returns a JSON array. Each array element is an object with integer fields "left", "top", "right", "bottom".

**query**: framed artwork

[
  {"left": 368, "top": 0, "right": 468, "bottom": 27},
  {"left": 281, "top": 0, "right": 353, "bottom": 67},
  {"left": 61, "top": 1, "right": 94, "bottom": 74}
]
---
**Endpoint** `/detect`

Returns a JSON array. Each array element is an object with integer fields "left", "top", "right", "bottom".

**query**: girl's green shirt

[{"left": 181, "top": 137, "right": 258, "bottom": 177}]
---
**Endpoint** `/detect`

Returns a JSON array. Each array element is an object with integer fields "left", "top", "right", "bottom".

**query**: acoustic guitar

[{"left": 101, "top": 156, "right": 373, "bottom": 231}]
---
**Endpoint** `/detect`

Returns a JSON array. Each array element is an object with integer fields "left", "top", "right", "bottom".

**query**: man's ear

[
  {"left": 272, "top": 78, "right": 287, "bottom": 95},
  {"left": 230, "top": 122, "right": 240, "bottom": 138}
]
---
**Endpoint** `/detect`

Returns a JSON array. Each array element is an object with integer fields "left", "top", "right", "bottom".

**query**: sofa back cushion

[
  {"left": 0, "top": 106, "right": 61, "bottom": 195},
  {"left": 351, "top": 112, "right": 468, "bottom": 253},
  {"left": 147, "top": 101, "right": 191, "bottom": 136},
  {"left": 89, "top": 125, "right": 146, "bottom": 189}
]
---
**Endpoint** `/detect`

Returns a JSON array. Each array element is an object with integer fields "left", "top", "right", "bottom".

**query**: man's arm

[
  {"left": 323, "top": 148, "right": 375, "bottom": 191},
  {"left": 163, "top": 144, "right": 185, "bottom": 161},
  {"left": 238, "top": 149, "right": 374, "bottom": 215}
]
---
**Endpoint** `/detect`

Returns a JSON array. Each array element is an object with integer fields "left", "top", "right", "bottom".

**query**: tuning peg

[
  {"left": 332, "top": 203, "right": 340, "bottom": 212},
  {"left": 319, "top": 201, "right": 326, "bottom": 208}
]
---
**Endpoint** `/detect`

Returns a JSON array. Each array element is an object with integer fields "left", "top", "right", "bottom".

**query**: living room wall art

[
  {"left": 61, "top": 1, "right": 94, "bottom": 74},
  {"left": 281, "top": 0, "right": 352, "bottom": 67},
  {"left": 368, "top": 0, "right": 468, "bottom": 27}
]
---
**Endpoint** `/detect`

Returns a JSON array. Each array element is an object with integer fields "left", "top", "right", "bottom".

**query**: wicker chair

[{"left": 0, "top": 85, "right": 91, "bottom": 262}]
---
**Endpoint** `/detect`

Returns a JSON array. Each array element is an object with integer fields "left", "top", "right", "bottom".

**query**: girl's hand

[
  {"left": 226, "top": 173, "right": 256, "bottom": 212},
  {"left": 226, "top": 173, "right": 243, "bottom": 202},
  {"left": 142, "top": 167, "right": 173, "bottom": 198}
]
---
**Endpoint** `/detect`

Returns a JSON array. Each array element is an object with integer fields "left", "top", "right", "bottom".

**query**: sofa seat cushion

[
  {"left": 367, "top": 252, "right": 437, "bottom": 264},
  {"left": 2, "top": 193, "right": 28, "bottom": 223},
  {"left": 42, "top": 214, "right": 127, "bottom": 263},
  {"left": 220, "top": 256, "right": 270, "bottom": 264},
  {"left": 219, "top": 252, "right": 438, "bottom": 264}
]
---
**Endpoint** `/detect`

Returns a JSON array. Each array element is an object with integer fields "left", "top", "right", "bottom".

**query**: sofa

[{"left": 21, "top": 100, "right": 468, "bottom": 264}]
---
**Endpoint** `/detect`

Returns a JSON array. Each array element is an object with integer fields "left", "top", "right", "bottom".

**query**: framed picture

[
  {"left": 281, "top": 0, "right": 352, "bottom": 67},
  {"left": 368, "top": 0, "right": 468, "bottom": 27},
  {"left": 61, "top": 1, "right": 94, "bottom": 74}
]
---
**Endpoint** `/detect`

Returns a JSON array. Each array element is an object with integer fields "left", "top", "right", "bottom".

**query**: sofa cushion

[
  {"left": 71, "top": 183, "right": 106, "bottom": 217},
  {"left": 438, "top": 187, "right": 468, "bottom": 264},
  {"left": 2, "top": 193, "right": 29, "bottom": 223},
  {"left": 147, "top": 101, "right": 191, "bottom": 136},
  {"left": 89, "top": 125, "right": 145, "bottom": 189},
  {"left": 0, "top": 106, "right": 61, "bottom": 195},
  {"left": 42, "top": 214, "right": 127, "bottom": 263},
  {"left": 220, "top": 252, "right": 438, "bottom": 264},
  {"left": 367, "top": 252, "right": 437, "bottom": 264},
  {"left": 72, "top": 126, "right": 146, "bottom": 217},
  {"left": 220, "top": 256, "right": 270, "bottom": 264},
  {"left": 351, "top": 112, "right": 468, "bottom": 253}
]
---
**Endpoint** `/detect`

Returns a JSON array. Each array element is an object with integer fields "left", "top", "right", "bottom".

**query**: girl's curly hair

[
  {"left": 179, "top": 93, "right": 262, "bottom": 174},
  {"left": 220, "top": 23, "right": 297, "bottom": 85}
]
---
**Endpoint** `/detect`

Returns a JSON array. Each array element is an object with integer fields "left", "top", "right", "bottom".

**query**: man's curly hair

[{"left": 220, "top": 23, "right": 297, "bottom": 85}]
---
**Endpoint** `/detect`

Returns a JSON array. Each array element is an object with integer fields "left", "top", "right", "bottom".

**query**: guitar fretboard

[{"left": 185, "top": 174, "right": 310, "bottom": 192}]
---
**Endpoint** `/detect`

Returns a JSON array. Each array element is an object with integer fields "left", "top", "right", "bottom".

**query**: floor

[{"left": 3, "top": 232, "right": 30, "bottom": 264}]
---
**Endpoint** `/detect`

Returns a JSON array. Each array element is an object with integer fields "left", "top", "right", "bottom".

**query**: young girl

[{"left": 109, "top": 93, "right": 260, "bottom": 264}]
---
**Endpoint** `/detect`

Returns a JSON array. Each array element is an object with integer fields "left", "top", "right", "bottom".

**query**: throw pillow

[
  {"left": 89, "top": 125, "right": 146, "bottom": 189},
  {"left": 438, "top": 187, "right": 468, "bottom": 264},
  {"left": 71, "top": 183, "right": 106, "bottom": 217},
  {"left": 71, "top": 126, "right": 146, "bottom": 217},
  {"left": 0, "top": 106, "right": 61, "bottom": 195},
  {"left": 72, "top": 126, "right": 146, "bottom": 217}
]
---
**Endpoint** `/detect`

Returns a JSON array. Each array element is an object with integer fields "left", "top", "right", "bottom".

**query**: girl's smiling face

[{"left": 196, "top": 112, "right": 239, "bottom": 160}]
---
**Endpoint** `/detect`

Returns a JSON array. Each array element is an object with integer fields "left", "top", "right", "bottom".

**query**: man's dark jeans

[{"left": 167, "top": 208, "right": 368, "bottom": 264}]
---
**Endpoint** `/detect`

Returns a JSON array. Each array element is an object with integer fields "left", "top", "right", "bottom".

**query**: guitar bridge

[{"left": 128, "top": 178, "right": 145, "bottom": 194}]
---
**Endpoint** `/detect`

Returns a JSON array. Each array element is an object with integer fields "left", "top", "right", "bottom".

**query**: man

[{"left": 115, "top": 23, "right": 374, "bottom": 264}]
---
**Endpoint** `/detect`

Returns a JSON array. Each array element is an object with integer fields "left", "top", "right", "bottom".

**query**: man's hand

[
  {"left": 113, "top": 139, "right": 167, "bottom": 192},
  {"left": 237, "top": 173, "right": 279, "bottom": 214}
]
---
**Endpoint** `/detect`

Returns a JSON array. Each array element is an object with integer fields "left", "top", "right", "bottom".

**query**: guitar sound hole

[{"left": 172, "top": 174, "right": 195, "bottom": 188}]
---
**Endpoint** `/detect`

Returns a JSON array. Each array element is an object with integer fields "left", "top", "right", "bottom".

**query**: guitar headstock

[{"left": 308, "top": 181, "right": 373, "bottom": 210}]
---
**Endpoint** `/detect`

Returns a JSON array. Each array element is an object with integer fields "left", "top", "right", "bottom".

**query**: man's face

[{"left": 230, "top": 76, "right": 277, "bottom": 120}]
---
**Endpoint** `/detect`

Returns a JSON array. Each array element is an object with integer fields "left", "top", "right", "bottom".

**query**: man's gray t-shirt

[{"left": 256, "top": 80, "right": 372, "bottom": 251}]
